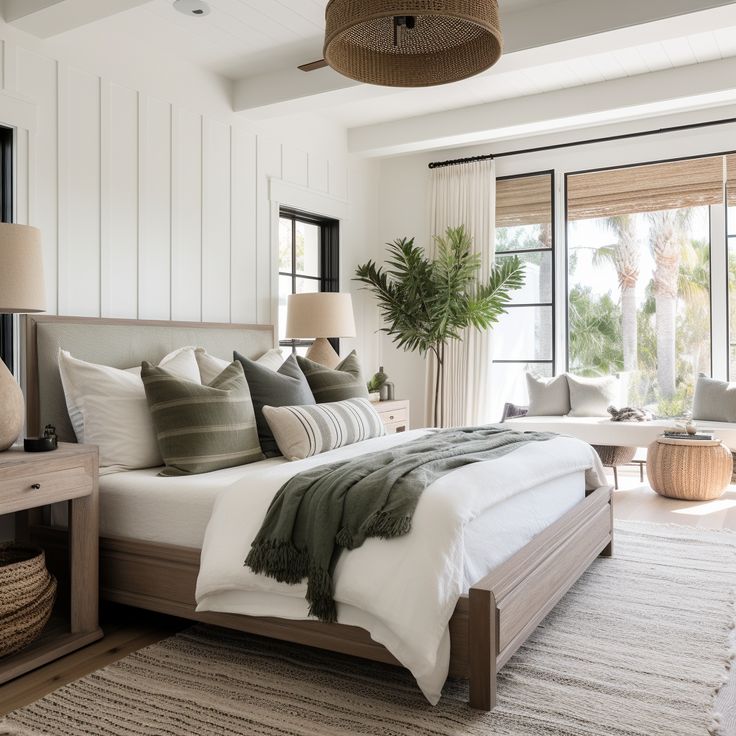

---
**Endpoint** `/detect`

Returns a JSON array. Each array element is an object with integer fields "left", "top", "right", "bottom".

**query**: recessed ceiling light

[{"left": 173, "top": 0, "right": 210, "bottom": 17}]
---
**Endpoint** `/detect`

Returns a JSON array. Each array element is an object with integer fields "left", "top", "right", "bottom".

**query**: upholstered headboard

[{"left": 22, "top": 315, "right": 275, "bottom": 442}]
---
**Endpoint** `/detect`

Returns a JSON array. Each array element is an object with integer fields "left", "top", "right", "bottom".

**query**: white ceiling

[
  {"left": 10, "top": 0, "right": 736, "bottom": 151},
  {"left": 106, "top": 0, "right": 565, "bottom": 81},
  {"left": 108, "top": 0, "right": 326, "bottom": 80},
  {"left": 323, "top": 26, "right": 736, "bottom": 127}
]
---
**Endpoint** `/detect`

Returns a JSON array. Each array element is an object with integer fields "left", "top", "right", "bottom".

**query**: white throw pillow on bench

[
  {"left": 567, "top": 374, "right": 619, "bottom": 417},
  {"left": 525, "top": 373, "right": 571, "bottom": 416},
  {"left": 692, "top": 374, "right": 736, "bottom": 423}
]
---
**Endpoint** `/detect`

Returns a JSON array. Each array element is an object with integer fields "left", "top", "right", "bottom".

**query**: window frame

[
  {"left": 278, "top": 207, "right": 340, "bottom": 354},
  {"left": 0, "top": 125, "right": 13, "bottom": 372},
  {"left": 493, "top": 169, "right": 556, "bottom": 370},
  {"left": 563, "top": 150, "right": 728, "bottom": 378}
]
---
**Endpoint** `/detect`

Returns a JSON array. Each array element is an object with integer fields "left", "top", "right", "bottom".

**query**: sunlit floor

[
  {"left": 611, "top": 464, "right": 736, "bottom": 530},
  {"left": 608, "top": 463, "right": 736, "bottom": 736}
]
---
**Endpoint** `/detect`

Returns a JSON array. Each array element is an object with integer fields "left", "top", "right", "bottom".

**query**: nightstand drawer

[
  {"left": 0, "top": 464, "right": 93, "bottom": 513},
  {"left": 378, "top": 407, "right": 408, "bottom": 424},
  {"left": 383, "top": 421, "right": 408, "bottom": 434}
]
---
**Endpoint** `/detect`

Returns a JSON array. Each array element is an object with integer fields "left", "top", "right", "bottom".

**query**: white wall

[
  {"left": 375, "top": 111, "right": 736, "bottom": 426},
  {"left": 0, "top": 21, "right": 382, "bottom": 539},
  {"left": 0, "top": 20, "right": 380, "bottom": 364}
]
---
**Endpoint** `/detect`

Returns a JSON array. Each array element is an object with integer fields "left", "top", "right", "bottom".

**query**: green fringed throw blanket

[{"left": 245, "top": 425, "right": 555, "bottom": 623}]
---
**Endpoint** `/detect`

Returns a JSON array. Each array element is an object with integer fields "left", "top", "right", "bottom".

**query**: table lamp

[
  {"left": 0, "top": 223, "right": 46, "bottom": 451},
  {"left": 285, "top": 292, "right": 356, "bottom": 369}
]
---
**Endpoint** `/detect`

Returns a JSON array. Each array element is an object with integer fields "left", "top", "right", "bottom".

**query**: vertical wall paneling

[
  {"left": 171, "top": 107, "right": 202, "bottom": 322},
  {"left": 328, "top": 158, "right": 348, "bottom": 200},
  {"left": 16, "top": 48, "right": 57, "bottom": 312},
  {"left": 230, "top": 126, "right": 258, "bottom": 324},
  {"left": 138, "top": 95, "right": 172, "bottom": 320},
  {"left": 256, "top": 136, "right": 282, "bottom": 324},
  {"left": 307, "top": 154, "right": 329, "bottom": 193},
  {"left": 55, "top": 62, "right": 67, "bottom": 315},
  {"left": 282, "top": 145, "right": 308, "bottom": 187},
  {"left": 101, "top": 82, "right": 138, "bottom": 318},
  {"left": 5, "top": 40, "right": 358, "bottom": 340},
  {"left": 201, "top": 117, "right": 231, "bottom": 323},
  {"left": 2, "top": 39, "right": 15, "bottom": 93},
  {"left": 61, "top": 66, "right": 101, "bottom": 317}
]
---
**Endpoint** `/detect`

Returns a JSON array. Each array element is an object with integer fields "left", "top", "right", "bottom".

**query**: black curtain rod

[{"left": 427, "top": 115, "right": 736, "bottom": 169}]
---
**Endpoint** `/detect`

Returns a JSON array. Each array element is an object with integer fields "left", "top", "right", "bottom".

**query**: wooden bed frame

[{"left": 23, "top": 315, "right": 613, "bottom": 711}]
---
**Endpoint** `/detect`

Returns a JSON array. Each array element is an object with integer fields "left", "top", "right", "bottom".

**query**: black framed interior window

[
  {"left": 490, "top": 171, "right": 555, "bottom": 419},
  {"left": 0, "top": 125, "right": 13, "bottom": 371},
  {"left": 278, "top": 208, "right": 339, "bottom": 354}
]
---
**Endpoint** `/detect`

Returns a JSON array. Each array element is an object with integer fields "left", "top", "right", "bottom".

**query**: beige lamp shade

[
  {"left": 285, "top": 292, "right": 356, "bottom": 339},
  {"left": 0, "top": 223, "right": 46, "bottom": 313}
]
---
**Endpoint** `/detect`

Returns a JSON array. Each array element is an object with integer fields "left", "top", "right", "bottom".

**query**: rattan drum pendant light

[{"left": 323, "top": 0, "right": 503, "bottom": 87}]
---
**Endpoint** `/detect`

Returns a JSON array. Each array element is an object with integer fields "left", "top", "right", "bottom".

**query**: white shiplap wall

[{"left": 0, "top": 34, "right": 355, "bottom": 331}]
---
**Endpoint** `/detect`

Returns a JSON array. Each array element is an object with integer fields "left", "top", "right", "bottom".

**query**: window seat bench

[{"left": 504, "top": 415, "right": 736, "bottom": 451}]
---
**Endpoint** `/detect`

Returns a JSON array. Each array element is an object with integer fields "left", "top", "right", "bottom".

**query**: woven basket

[
  {"left": 592, "top": 445, "right": 637, "bottom": 467},
  {"left": 0, "top": 545, "right": 57, "bottom": 658},
  {"left": 647, "top": 438, "right": 732, "bottom": 501}
]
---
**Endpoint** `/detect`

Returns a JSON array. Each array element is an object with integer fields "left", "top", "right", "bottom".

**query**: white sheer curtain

[{"left": 426, "top": 159, "right": 496, "bottom": 427}]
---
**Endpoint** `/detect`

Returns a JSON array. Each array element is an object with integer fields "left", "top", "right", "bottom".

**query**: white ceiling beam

[
  {"left": 347, "top": 56, "right": 736, "bottom": 156},
  {"left": 2, "top": 0, "right": 153, "bottom": 38},
  {"left": 233, "top": 0, "right": 736, "bottom": 116}
]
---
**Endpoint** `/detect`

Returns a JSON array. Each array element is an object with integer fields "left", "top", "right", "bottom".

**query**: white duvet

[{"left": 196, "top": 429, "right": 607, "bottom": 704}]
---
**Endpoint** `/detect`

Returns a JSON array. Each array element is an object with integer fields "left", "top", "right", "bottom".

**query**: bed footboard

[{"left": 468, "top": 484, "right": 613, "bottom": 710}]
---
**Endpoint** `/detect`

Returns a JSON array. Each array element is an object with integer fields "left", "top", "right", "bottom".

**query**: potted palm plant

[{"left": 355, "top": 226, "right": 525, "bottom": 427}]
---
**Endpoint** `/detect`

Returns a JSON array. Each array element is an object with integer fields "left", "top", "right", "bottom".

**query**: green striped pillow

[
  {"left": 141, "top": 361, "right": 264, "bottom": 476},
  {"left": 296, "top": 351, "right": 369, "bottom": 403}
]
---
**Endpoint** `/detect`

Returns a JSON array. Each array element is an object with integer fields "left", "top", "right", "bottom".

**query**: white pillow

[
  {"left": 525, "top": 373, "right": 570, "bottom": 416},
  {"left": 263, "top": 398, "right": 385, "bottom": 460},
  {"left": 692, "top": 373, "right": 736, "bottom": 422},
  {"left": 566, "top": 373, "right": 619, "bottom": 417},
  {"left": 195, "top": 347, "right": 284, "bottom": 384},
  {"left": 58, "top": 347, "right": 201, "bottom": 473}
]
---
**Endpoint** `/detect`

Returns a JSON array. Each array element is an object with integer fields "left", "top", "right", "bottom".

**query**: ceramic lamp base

[
  {"left": 0, "top": 359, "right": 23, "bottom": 451},
  {"left": 305, "top": 338, "right": 341, "bottom": 368}
]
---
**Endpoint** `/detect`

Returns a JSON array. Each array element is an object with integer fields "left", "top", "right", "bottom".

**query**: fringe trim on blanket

[
  {"left": 306, "top": 565, "right": 337, "bottom": 623},
  {"left": 244, "top": 540, "right": 308, "bottom": 585},
  {"left": 361, "top": 511, "right": 413, "bottom": 539}
]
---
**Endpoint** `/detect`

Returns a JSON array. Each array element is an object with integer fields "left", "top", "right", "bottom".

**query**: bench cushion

[{"left": 505, "top": 415, "right": 736, "bottom": 451}]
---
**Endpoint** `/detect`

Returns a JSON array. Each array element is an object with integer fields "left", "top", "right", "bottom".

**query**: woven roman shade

[
  {"left": 496, "top": 174, "right": 552, "bottom": 228},
  {"left": 568, "top": 156, "right": 726, "bottom": 221}
]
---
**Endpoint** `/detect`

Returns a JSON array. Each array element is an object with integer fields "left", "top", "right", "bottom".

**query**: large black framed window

[
  {"left": 0, "top": 125, "right": 13, "bottom": 371},
  {"left": 490, "top": 171, "right": 555, "bottom": 419},
  {"left": 278, "top": 208, "right": 339, "bottom": 354}
]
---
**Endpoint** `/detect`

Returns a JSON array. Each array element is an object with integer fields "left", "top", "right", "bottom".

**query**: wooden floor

[{"left": 1, "top": 466, "right": 735, "bottom": 732}]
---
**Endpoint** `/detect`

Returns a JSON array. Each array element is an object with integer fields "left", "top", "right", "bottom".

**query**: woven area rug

[{"left": 3, "top": 521, "right": 735, "bottom": 736}]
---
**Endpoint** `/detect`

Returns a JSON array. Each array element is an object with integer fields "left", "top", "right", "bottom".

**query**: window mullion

[{"left": 711, "top": 202, "right": 728, "bottom": 380}]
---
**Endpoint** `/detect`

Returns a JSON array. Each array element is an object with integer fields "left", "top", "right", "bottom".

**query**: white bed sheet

[{"left": 98, "top": 459, "right": 584, "bottom": 589}]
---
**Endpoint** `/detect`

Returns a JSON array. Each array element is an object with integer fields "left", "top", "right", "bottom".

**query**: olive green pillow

[
  {"left": 141, "top": 361, "right": 264, "bottom": 476},
  {"left": 296, "top": 351, "right": 369, "bottom": 404}
]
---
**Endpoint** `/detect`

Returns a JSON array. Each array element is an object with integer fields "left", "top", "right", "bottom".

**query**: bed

[{"left": 22, "top": 314, "right": 613, "bottom": 710}]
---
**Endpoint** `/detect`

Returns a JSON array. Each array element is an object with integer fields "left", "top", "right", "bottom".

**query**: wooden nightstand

[
  {"left": 0, "top": 443, "right": 102, "bottom": 683},
  {"left": 375, "top": 399, "right": 410, "bottom": 434}
]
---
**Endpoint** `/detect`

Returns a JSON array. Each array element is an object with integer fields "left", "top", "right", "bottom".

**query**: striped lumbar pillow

[
  {"left": 296, "top": 350, "right": 369, "bottom": 403},
  {"left": 262, "top": 398, "right": 385, "bottom": 461},
  {"left": 141, "top": 360, "right": 264, "bottom": 476}
]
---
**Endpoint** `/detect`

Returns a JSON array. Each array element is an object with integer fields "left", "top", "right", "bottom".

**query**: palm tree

[
  {"left": 568, "top": 285, "right": 623, "bottom": 375},
  {"left": 594, "top": 215, "right": 640, "bottom": 372},
  {"left": 648, "top": 209, "right": 692, "bottom": 399}
]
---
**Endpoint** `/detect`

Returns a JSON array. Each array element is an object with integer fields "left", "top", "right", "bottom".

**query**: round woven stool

[{"left": 646, "top": 437, "right": 732, "bottom": 501}]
